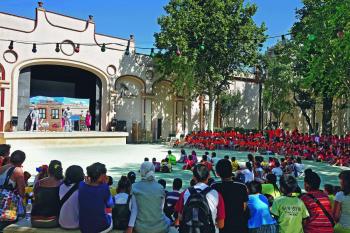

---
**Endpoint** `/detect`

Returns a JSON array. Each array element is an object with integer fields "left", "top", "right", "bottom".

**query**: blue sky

[{"left": 0, "top": 0, "right": 303, "bottom": 50}]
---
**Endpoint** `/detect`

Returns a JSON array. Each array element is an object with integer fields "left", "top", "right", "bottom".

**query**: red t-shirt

[{"left": 300, "top": 191, "right": 334, "bottom": 233}]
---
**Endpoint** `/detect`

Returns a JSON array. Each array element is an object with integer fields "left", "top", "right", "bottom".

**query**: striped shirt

[
  {"left": 300, "top": 191, "right": 334, "bottom": 233},
  {"left": 166, "top": 190, "right": 181, "bottom": 208}
]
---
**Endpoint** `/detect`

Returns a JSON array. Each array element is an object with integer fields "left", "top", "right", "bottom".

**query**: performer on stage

[
  {"left": 63, "top": 107, "right": 72, "bottom": 132},
  {"left": 30, "top": 107, "right": 40, "bottom": 132},
  {"left": 85, "top": 110, "right": 92, "bottom": 131}
]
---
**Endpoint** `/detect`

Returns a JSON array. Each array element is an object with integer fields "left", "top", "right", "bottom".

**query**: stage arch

[{"left": 11, "top": 59, "right": 109, "bottom": 131}]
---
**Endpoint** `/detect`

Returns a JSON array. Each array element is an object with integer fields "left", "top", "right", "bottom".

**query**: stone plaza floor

[{"left": 13, "top": 143, "right": 349, "bottom": 189}]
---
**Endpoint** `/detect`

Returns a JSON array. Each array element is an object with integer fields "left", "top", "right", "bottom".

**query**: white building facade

[{"left": 0, "top": 3, "right": 262, "bottom": 141}]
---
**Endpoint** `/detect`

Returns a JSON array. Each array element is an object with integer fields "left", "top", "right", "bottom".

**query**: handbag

[{"left": 0, "top": 167, "right": 24, "bottom": 222}]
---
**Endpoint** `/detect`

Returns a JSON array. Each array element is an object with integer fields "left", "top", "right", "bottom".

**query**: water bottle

[{"left": 25, "top": 199, "right": 32, "bottom": 221}]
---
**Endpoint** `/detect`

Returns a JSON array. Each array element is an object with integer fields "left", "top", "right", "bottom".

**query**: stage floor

[{"left": 0, "top": 131, "right": 129, "bottom": 147}]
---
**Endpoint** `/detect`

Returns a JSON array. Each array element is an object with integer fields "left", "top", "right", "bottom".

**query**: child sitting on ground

[
  {"left": 152, "top": 158, "right": 161, "bottom": 172},
  {"left": 182, "top": 155, "right": 195, "bottom": 170},
  {"left": 161, "top": 158, "right": 172, "bottom": 173},
  {"left": 231, "top": 157, "right": 240, "bottom": 172},
  {"left": 164, "top": 178, "right": 182, "bottom": 221},
  {"left": 79, "top": 162, "right": 114, "bottom": 233},
  {"left": 113, "top": 176, "right": 132, "bottom": 230},
  {"left": 166, "top": 150, "right": 177, "bottom": 166}
]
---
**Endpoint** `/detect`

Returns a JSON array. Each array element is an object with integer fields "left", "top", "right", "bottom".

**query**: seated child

[
  {"left": 152, "top": 158, "right": 161, "bottom": 172},
  {"left": 113, "top": 176, "right": 131, "bottom": 230},
  {"left": 182, "top": 155, "right": 195, "bottom": 170},
  {"left": 164, "top": 178, "right": 182, "bottom": 221},
  {"left": 231, "top": 157, "right": 240, "bottom": 172},
  {"left": 79, "top": 162, "right": 114, "bottom": 233},
  {"left": 166, "top": 150, "right": 177, "bottom": 165},
  {"left": 178, "top": 149, "right": 187, "bottom": 163},
  {"left": 161, "top": 158, "right": 172, "bottom": 173}
]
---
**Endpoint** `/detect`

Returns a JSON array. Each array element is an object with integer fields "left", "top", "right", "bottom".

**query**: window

[
  {"left": 51, "top": 109, "right": 59, "bottom": 119},
  {"left": 39, "top": 108, "right": 46, "bottom": 119}
]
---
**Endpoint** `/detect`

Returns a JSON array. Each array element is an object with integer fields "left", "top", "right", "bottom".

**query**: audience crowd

[
  {"left": 184, "top": 129, "right": 350, "bottom": 167},
  {"left": 0, "top": 129, "right": 349, "bottom": 233}
]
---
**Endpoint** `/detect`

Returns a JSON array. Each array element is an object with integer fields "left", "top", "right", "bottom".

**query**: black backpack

[
  {"left": 112, "top": 195, "right": 132, "bottom": 230},
  {"left": 179, "top": 187, "right": 215, "bottom": 233}
]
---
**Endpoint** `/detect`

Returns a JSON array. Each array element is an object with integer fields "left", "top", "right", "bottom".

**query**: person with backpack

[
  {"left": 175, "top": 164, "right": 225, "bottom": 233},
  {"left": 300, "top": 170, "right": 334, "bottom": 233},
  {"left": 113, "top": 176, "right": 132, "bottom": 230},
  {"left": 212, "top": 159, "right": 249, "bottom": 233},
  {"left": 59, "top": 165, "right": 84, "bottom": 229},
  {"left": 164, "top": 178, "right": 182, "bottom": 221}
]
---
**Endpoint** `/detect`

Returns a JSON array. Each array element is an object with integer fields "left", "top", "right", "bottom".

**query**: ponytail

[{"left": 49, "top": 160, "right": 64, "bottom": 180}]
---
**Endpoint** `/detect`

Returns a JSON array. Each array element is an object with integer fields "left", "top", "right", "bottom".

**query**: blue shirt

[
  {"left": 248, "top": 194, "right": 276, "bottom": 229},
  {"left": 78, "top": 182, "right": 114, "bottom": 233}
]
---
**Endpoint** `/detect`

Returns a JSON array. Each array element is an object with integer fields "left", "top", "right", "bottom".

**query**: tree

[
  {"left": 292, "top": 0, "right": 350, "bottom": 134},
  {"left": 154, "top": 0, "right": 266, "bottom": 131},
  {"left": 263, "top": 42, "right": 293, "bottom": 127},
  {"left": 220, "top": 91, "right": 242, "bottom": 127}
]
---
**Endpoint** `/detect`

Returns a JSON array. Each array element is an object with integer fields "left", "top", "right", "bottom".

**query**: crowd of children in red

[{"left": 184, "top": 129, "right": 350, "bottom": 167}]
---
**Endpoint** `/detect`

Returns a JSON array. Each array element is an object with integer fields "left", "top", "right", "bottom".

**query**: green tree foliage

[
  {"left": 154, "top": 0, "right": 266, "bottom": 130},
  {"left": 220, "top": 91, "right": 242, "bottom": 127},
  {"left": 291, "top": 0, "right": 350, "bottom": 134},
  {"left": 263, "top": 42, "right": 293, "bottom": 127}
]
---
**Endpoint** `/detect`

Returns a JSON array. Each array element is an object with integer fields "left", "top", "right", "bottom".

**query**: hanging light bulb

[
  {"left": 101, "top": 43, "right": 106, "bottom": 52},
  {"left": 55, "top": 43, "right": 60, "bottom": 52},
  {"left": 8, "top": 41, "right": 14, "bottom": 50},
  {"left": 75, "top": 44, "right": 80, "bottom": 53},
  {"left": 32, "top": 43, "right": 37, "bottom": 53},
  {"left": 176, "top": 46, "right": 181, "bottom": 56},
  {"left": 307, "top": 34, "right": 316, "bottom": 41},
  {"left": 150, "top": 48, "right": 155, "bottom": 57},
  {"left": 199, "top": 43, "right": 205, "bottom": 50},
  {"left": 281, "top": 35, "right": 286, "bottom": 45}
]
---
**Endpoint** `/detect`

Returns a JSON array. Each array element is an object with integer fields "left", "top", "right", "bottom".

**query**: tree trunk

[
  {"left": 293, "top": 93, "right": 314, "bottom": 134},
  {"left": 208, "top": 93, "right": 216, "bottom": 131},
  {"left": 322, "top": 95, "right": 333, "bottom": 135}
]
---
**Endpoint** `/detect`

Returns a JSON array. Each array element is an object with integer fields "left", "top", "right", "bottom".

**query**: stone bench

[{"left": 4, "top": 218, "right": 123, "bottom": 233}]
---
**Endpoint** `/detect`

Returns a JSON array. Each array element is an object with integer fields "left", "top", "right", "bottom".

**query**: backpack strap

[
  {"left": 60, "top": 183, "right": 79, "bottom": 207},
  {"left": 188, "top": 187, "right": 198, "bottom": 196},
  {"left": 200, "top": 186, "right": 212, "bottom": 196},
  {"left": 306, "top": 193, "right": 335, "bottom": 227},
  {"left": 1, "top": 167, "right": 16, "bottom": 190}
]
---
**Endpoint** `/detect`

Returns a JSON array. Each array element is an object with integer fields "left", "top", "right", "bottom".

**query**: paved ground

[{"left": 13, "top": 144, "right": 349, "bottom": 189}]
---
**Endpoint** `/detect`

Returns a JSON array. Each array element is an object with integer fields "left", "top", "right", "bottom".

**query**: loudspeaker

[
  {"left": 11, "top": 116, "right": 18, "bottom": 127},
  {"left": 116, "top": 120, "right": 127, "bottom": 132}
]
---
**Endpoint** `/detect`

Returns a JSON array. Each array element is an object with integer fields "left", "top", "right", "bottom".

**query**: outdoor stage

[{"left": 0, "top": 131, "right": 129, "bottom": 147}]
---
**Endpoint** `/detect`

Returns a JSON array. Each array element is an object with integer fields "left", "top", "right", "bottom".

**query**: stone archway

[{"left": 114, "top": 75, "right": 145, "bottom": 141}]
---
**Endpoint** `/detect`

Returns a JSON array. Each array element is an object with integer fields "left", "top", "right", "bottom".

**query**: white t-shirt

[
  {"left": 241, "top": 169, "right": 254, "bottom": 183},
  {"left": 272, "top": 167, "right": 283, "bottom": 178},
  {"left": 335, "top": 191, "right": 350, "bottom": 228},
  {"left": 59, "top": 184, "right": 79, "bottom": 229},
  {"left": 182, "top": 183, "right": 221, "bottom": 232},
  {"left": 294, "top": 163, "right": 304, "bottom": 176},
  {"left": 114, "top": 192, "right": 132, "bottom": 210}
]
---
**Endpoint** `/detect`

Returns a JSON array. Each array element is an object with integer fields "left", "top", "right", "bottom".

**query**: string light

[
  {"left": 150, "top": 48, "right": 155, "bottom": 57},
  {"left": 199, "top": 43, "right": 205, "bottom": 50},
  {"left": 337, "top": 30, "right": 344, "bottom": 39},
  {"left": 74, "top": 44, "right": 80, "bottom": 53},
  {"left": 55, "top": 43, "right": 60, "bottom": 52},
  {"left": 281, "top": 35, "right": 286, "bottom": 45},
  {"left": 307, "top": 34, "right": 316, "bottom": 41},
  {"left": 101, "top": 43, "right": 106, "bottom": 52},
  {"left": 176, "top": 46, "right": 181, "bottom": 56},
  {"left": 8, "top": 41, "right": 14, "bottom": 50},
  {"left": 32, "top": 43, "right": 37, "bottom": 53}
]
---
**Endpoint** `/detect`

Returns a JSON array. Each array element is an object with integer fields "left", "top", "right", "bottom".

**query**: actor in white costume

[
  {"left": 63, "top": 107, "right": 73, "bottom": 132},
  {"left": 30, "top": 107, "right": 40, "bottom": 132}
]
